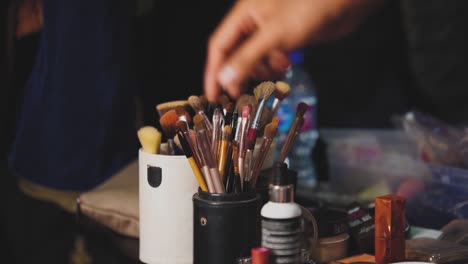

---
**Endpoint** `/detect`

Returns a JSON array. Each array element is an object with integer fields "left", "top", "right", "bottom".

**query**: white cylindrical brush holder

[{"left": 139, "top": 147, "right": 199, "bottom": 264}]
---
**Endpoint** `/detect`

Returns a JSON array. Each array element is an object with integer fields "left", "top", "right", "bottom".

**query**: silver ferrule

[
  {"left": 269, "top": 184, "right": 294, "bottom": 203},
  {"left": 251, "top": 99, "right": 266, "bottom": 128}
]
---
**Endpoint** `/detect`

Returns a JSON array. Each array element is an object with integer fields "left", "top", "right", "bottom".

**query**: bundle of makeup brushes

[{"left": 137, "top": 80, "right": 308, "bottom": 194}]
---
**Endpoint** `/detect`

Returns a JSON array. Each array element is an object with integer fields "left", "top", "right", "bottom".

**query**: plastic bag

[
  {"left": 399, "top": 111, "right": 468, "bottom": 168},
  {"left": 320, "top": 128, "right": 428, "bottom": 196}
]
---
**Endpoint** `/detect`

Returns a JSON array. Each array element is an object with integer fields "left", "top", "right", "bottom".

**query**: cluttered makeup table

[
  {"left": 76, "top": 82, "right": 468, "bottom": 264},
  {"left": 76, "top": 159, "right": 468, "bottom": 264}
]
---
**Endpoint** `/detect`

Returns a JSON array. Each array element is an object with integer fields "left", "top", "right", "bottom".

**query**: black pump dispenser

[{"left": 270, "top": 161, "right": 289, "bottom": 186}]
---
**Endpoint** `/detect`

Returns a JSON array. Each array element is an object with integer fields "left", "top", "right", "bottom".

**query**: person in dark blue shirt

[
  {"left": 4, "top": 0, "right": 139, "bottom": 262},
  {"left": 9, "top": 0, "right": 138, "bottom": 192}
]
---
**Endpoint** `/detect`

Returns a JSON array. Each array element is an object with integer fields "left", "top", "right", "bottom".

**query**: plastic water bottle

[{"left": 275, "top": 50, "right": 318, "bottom": 188}]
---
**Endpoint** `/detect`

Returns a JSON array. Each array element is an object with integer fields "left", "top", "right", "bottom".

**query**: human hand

[{"left": 204, "top": 0, "right": 384, "bottom": 102}]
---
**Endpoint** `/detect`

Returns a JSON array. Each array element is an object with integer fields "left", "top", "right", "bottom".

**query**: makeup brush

[
  {"left": 155, "top": 100, "right": 189, "bottom": 118},
  {"left": 244, "top": 82, "right": 276, "bottom": 189},
  {"left": 175, "top": 105, "right": 192, "bottom": 145},
  {"left": 194, "top": 114, "right": 225, "bottom": 193},
  {"left": 249, "top": 117, "right": 279, "bottom": 189},
  {"left": 193, "top": 113, "right": 208, "bottom": 131},
  {"left": 234, "top": 95, "right": 256, "bottom": 161},
  {"left": 217, "top": 125, "right": 232, "bottom": 183},
  {"left": 247, "top": 81, "right": 276, "bottom": 145},
  {"left": 224, "top": 102, "right": 235, "bottom": 127},
  {"left": 218, "top": 94, "right": 231, "bottom": 115},
  {"left": 230, "top": 138, "right": 243, "bottom": 193},
  {"left": 218, "top": 103, "right": 234, "bottom": 186},
  {"left": 229, "top": 108, "right": 243, "bottom": 192},
  {"left": 159, "top": 109, "right": 180, "bottom": 155},
  {"left": 258, "top": 106, "right": 273, "bottom": 137},
  {"left": 271, "top": 81, "right": 291, "bottom": 115},
  {"left": 190, "top": 114, "right": 215, "bottom": 193},
  {"left": 234, "top": 94, "right": 255, "bottom": 159},
  {"left": 137, "top": 126, "right": 162, "bottom": 154},
  {"left": 223, "top": 106, "right": 239, "bottom": 192},
  {"left": 200, "top": 94, "right": 216, "bottom": 121},
  {"left": 177, "top": 132, "right": 208, "bottom": 192},
  {"left": 238, "top": 104, "right": 252, "bottom": 186},
  {"left": 235, "top": 94, "right": 257, "bottom": 115},
  {"left": 188, "top": 95, "right": 213, "bottom": 132},
  {"left": 198, "top": 94, "right": 209, "bottom": 110},
  {"left": 211, "top": 107, "right": 223, "bottom": 162},
  {"left": 278, "top": 102, "right": 308, "bottom": 162},
  {"left": 230, "top": 107, "right": 239, "bottom": 136},
  {"left": 176, "top": 120, "right": 202, "bottom": 168}
]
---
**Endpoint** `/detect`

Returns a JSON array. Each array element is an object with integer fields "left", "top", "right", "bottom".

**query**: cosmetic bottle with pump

[{"left": 261, "top": 161, "right": 303, "bottom": 264}]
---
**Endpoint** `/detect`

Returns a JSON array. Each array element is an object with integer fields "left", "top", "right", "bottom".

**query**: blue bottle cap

[{"left": 288, "top": 50, "right": 304, "bottom": 65}]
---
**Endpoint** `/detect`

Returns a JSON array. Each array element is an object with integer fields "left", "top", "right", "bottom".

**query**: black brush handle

[
  {"left": 223, "top": 148, "right": 234, "bottom": 192},
  {"left": 243, "top": 180, "right": 252, "bottom": 192},
  {"left": 233, "top": 172, "right": 242, "bottom": 193}
]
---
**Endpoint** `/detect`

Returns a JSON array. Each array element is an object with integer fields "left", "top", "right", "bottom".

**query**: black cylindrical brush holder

[{"left": 193, "top": 189, "right": 261, "bottom": 264}]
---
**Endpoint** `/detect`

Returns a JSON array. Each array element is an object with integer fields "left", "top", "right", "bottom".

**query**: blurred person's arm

[{"left": 204, "top": 0, "right": 385, "bottom": 102}]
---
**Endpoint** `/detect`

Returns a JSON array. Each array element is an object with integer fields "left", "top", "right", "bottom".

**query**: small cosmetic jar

[
  {"left": 310, "top": 207, "right": 350, "bottom": 263},
  {"left": 311, "top": 232, "right": 350, "bottom": 263}
]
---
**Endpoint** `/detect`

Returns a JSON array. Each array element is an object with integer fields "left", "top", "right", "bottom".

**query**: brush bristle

[
  {"left": 274, "top": 81, "right": 291, "bottom": 100},
  {"left": 193, "top": 114, "right": 206, "bottom": 131},
  {"left": 159, "top": 109, "right": 179, "bottom": 138},
  {"left": 199, "top": 94, "right": 209, "bottom": 108},
  {"left": 253, "top": 86, "right": 260, "bottom": 99},
  {"left": 188, "top": 95, "right": 204, "bottom": 113},
  {"left": 236, "top": 94, "right": 257, "bottom": 114},
  {"left": 271, "top": 116, "right": 280, "bottom": 126},
  {"left": 175, "top": 105, "right": 186, "bottom": 117},
  {"left": 156, "top": 100, "right": 189, "bottom": 117},
  {"left": 225, "top": 102, "right": 234, "bottom": 114},
  {"left": 218, "top": 94, "right": 230, "bottom": 109},
  {"left": 263, "top": 121, "right": 278, "bottom": 139},
  {"left": 137, "top": 126, "right": 162, "bottom": 154},
  {"left": 202, "top": 94, "right": 216, "bottom": 119},
  {"left": 296, "top": 102, "right": 308, "bottom": 117},
  {"left": 254, "top": 81, "right": 276, "bottom": 101},
  {"left": 156, "top": 100, "right": 189, "bottom": 111}
]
